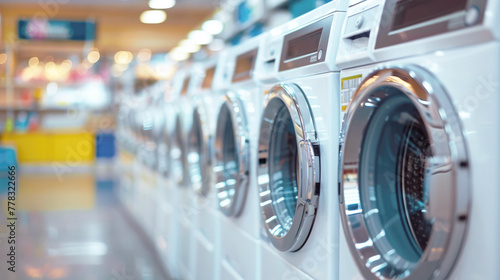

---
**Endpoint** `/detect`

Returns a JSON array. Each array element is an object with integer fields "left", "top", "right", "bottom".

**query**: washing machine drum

[
  {"left": 188, "top": 105, "right": 212, "bottom": 195},
  {"left": 258, "top": 84, "right": 320, "bottom": 252},
  {"left": 214, "top": 93, "right": 249, "bottom": 216},
  {"left": 340, "top": 66, "right": 470, "bottom": 279}
]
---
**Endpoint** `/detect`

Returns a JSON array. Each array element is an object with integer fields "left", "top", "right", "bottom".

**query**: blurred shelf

[
  {"left": 0, "top": 106, "right": 71, "bottom": 112},
  {"left": 0, "top": 104, "right": 110, "bottom": 112}
]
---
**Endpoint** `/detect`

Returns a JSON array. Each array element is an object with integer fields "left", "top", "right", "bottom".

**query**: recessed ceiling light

[
  {"left": 140, "top": 10, "right": 167, "bottom": 24},
  {"left": 137, "top": 49, "right": 152, "bottom": 63},
  {"left": 114, "top": 51, "right": 133, "bottom": 64},
  {"left": 169, "top": 48, "right": 189, "bottom": 61},
  {"left": 180, "top": 40, "right": 201, "bottom": 53},
  {"left": 149, "top": 0, "right": 176, "bottom": 9},
  {"left": 202, "top": 20, "right": 224, "bottom": 35},
  {"left": 87, "top": 50, "right": 100, "bottom": 64},
  {"left": 188, "top": 30, "right": 213, "bottom": 45}
]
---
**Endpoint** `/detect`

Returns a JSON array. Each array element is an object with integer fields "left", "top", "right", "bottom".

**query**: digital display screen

[
  {"left": 285, "top": 28, "right": 322, "bottom": 61},
  {"left": 202, "top": 67, "right": 215, "bottom": 89},
  {"left": 232, "top": 49, "right": 257, "bottom": 82},
  {"left": 181, "top": 77, "right": 190, "bottom": 95},
  {"left": 392, "top": 0, "right": 468, "bottom": 31}
]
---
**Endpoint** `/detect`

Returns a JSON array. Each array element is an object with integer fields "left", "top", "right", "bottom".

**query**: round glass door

[
  {"left": 340, "top": 66, "right": 470, "bottom": 279},
  {"left": 258, "top": 84, "right": 320, "bottom": 252},
  {"left": 213, "top": 93, "right": 249, "bottom": 216},
  {"left": 171, "top": 113, "right": 188, "bottom": 187},
  {"left": 158, "top": 124, "right": 170, "bottom": 177},
  {"left": 188, "top": 105, "right": 212, "bottom": 195},
  {"left": 150, "top": 109, "right": 165, "bottom": 171},
  {"left": 140, "top": 110, "right": 156, "bottom": 168}
]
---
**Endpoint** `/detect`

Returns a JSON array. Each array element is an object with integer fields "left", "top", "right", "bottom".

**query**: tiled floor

[{"left": 0, "top": 171, "right": 171, "bottom": 280}]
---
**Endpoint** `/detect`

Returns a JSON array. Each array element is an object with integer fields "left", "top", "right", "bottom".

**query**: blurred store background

[
  {"left": 0, "top": 0, "right": 329, "bottom": 163},
  {"left": 0, "top": 0, "right": 332, "bottom": 279}
]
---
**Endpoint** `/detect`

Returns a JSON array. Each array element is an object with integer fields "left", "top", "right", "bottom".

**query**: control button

[
  {"left": 465, "top": 6, "right": 480, "bottom": 26},
  {"left": 317, "top": 49, "right": 323, "bottom": 60},
  {"left": 355, "top": 16, "right": 364, "bottom": 29}
]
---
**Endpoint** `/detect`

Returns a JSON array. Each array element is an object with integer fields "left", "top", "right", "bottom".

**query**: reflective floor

[{"left": 0, "top": 170, "right": 170, "bottom": 280}]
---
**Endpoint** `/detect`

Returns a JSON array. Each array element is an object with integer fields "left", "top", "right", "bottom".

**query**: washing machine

[
  {"left": 338, "top": 0, "right": 500, "bottom": 279},
  {"left": 256, "top": 1, "right": 347, "bottom": 279},
  {"left": 335, "top": 1, "right": 386, "bottom": 279},
  {"left": 212, "top": 35, "right": 264, "bottom": 280},
  {"left": 165, "top": 68, "right": 197, "bottom": 280},
  {"left": 132, "top": 91, "right": 159, "bottom": 240},
  {"left": 145, "top": 86, "right": 168, "bottom": 241},
  {"left": 185, "top": 56, "right": 225, "bottom": 280},
  {"left": 150, "top": 80, "right": 181, "bottom": 277},
  {"left": 116, "top": 103, "right": 137, "bottom": 214}
]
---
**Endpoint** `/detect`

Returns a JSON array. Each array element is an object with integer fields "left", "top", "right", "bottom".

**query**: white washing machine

[
  {"left": 116, "top": 102, "right": 137, "bottom": 215},
  {"left": 256, "top": 1, "right": 347, "bottom": 279},
  {"left": 153, "top": 82, "right": 181, "bottom": 278},
  {"left": 133, "top": 91, "right": 159, "bottom": 241},
  {"left": 335, "top": 1, "right": 386, "bottom": 279},
  {"left": 167, "top": 68, "right": 198, "bottom": 280},
  {"left": 338, "top": 0, "right": 500, "bottom": 279},
  {"left": 186, "top": 57, "right": 225, "bottom": 280},
  {"left": 212, "top": 35, "right": 264, "bottom": 280}
]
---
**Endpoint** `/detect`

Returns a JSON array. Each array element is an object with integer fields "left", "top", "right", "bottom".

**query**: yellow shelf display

[{"left": 1, "top": 131, "right": 95, "bottom": 163}]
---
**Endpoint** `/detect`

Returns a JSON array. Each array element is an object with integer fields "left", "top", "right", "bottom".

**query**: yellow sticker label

[
  {"left": 341, "top": 74, "right": 363, "bottom": 90},
  {"left": 340, "top": 74, "right": 364, "bottom": 112}
]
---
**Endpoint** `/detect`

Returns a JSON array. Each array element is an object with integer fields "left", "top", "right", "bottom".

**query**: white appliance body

[
  {"left": 188, "top": 58, "right": 224, "bottom": 280},
  {"left": 213, "top": 36, "right": 264, "bottom": 280},
  {"left": 256, "top": 1, "right": 347, "bottom": 279},
  {"left": 166, "top": 69, "right": 197, "bottom": 280},
  {"left": 338, "top": 0, "right": 500, "bottom": 279}
]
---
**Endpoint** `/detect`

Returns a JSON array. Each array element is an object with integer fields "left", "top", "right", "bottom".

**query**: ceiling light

[
  {"left": 140, "top": 10, "right": 167, "bottom": 24},
  {"left": 202, "top": 19, "right": 224, "bottom": 35},
  {"left": 114, "top": 51, "right": 133, "bottom": 65},
  {"left": 137, "top": 48, "right": 152, "bottom": 63},
  {"left": 87, "top": 50, "right": 100, "bottom": 64},
  {"left": 149, "top": 0, "right": 176, "bottom": 9},
  {"left": 180, "top": 40, "right": 201, "bottom": 53},
  {"left": 169, "top": 48, "right": 189, "bottom": 61},
  {"left": 28, "top": 57, "right": 39, "bottom": 68},
  {"left": 188, "top": 30, "right": 213, "bottom": 45}
]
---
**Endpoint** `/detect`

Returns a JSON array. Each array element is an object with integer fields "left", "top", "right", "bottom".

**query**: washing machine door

[
  {"left": 258, "top": 84, "right": 320, "bottom": 252},
  {"left": 188, "top": 102, "right": 213, "bottom": 195},
  {"left": 171, "top": 111, "right": 189, "bottom": 187},
  {"left": 214, "top": 92, "right": 249, "bottom": 216},
  {"left": 339, "top": 66, "right": 470, "bottom": 280},
  {"left": 158, "top": 121, "right": 170, "bottom": 177},
  {"left": 142, "top": 110, "right": 156, "bottom": 169},
  {"left": 152, "top": 109, "right": 166, "bottom": 172}
]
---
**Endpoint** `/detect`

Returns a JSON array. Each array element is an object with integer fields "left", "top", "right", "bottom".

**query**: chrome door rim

[
  {"left": 171, "top": 111, "right": 188, "bottom": 187},
  {"left": 188, "top": 103, "right": 213, "bottom": 196},
  {"left": 158, "top": 109, "right": 170, "bottom": 177},
  {"left": 150, "top": 108, "right": 165, "bottom": 171},
  {"left": 258, "top": 84, "right": 320, "bottom": 252},
  {"left": 339, "top": 65, "right": 470, "bottom": 280},
  {"left": 213, "top": 92, "right": 250, "bottom": 217}
]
